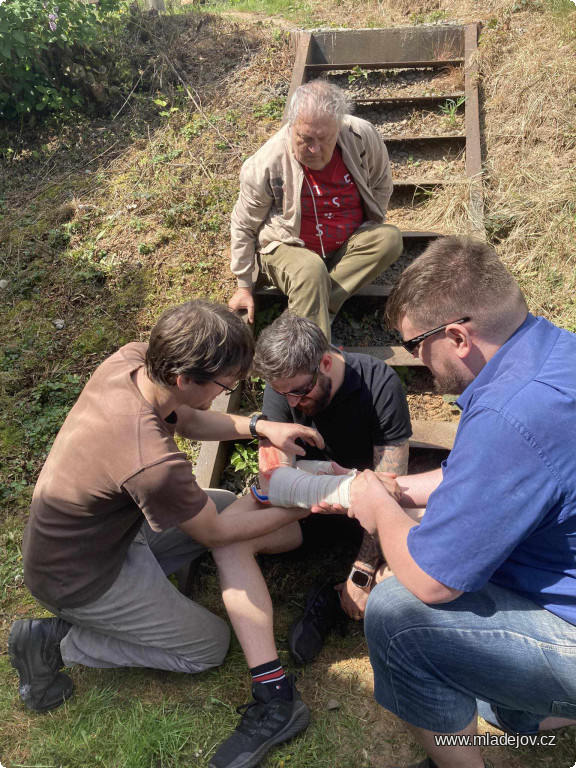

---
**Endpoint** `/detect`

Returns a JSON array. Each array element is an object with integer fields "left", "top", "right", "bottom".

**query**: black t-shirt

[{"left": 262, "top": 351, "right": 412, "bottom": 471}]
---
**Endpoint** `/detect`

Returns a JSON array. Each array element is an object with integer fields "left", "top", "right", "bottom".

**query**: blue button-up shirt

[{"left": 408, "top": 314, "right": 576, "bottom": 625}]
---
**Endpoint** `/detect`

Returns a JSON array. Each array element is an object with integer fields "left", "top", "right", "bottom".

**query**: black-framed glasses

[
  {"left": 276, "top": 365, "right": 320, "bottom": 399},
  {"left": 206, "top": 378, "right": 242, "bottom": 396},
  {"left": 402, "top": 317, "right": 471, "bottom": 355}
]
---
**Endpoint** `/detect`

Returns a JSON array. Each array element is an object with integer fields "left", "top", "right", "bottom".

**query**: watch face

[{"left": 351, "top": 569, "right": 371, "bottom": 588}]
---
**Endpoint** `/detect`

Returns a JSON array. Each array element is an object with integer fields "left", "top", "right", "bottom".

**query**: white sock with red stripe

[{"left": 250, "top": 658, "right": 292, "bottom": 701}]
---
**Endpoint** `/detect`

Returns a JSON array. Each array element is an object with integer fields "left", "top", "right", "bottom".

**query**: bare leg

[
  {"left": 539, "top": 716, "right": 576, "bottom": 730},
  {"left": 258, "top": 439, "right": 293, "bottom": 494},
  {"left": 403, "top": 717, "right": 485, "bottom": 768},
  {"left": 212, "top": 519, "right": 302, "bottom": 668}
]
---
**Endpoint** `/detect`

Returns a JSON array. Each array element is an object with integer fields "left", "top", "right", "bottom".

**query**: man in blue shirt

[{"left": 345, "top": 237, "right": 576, "bottom": 768}]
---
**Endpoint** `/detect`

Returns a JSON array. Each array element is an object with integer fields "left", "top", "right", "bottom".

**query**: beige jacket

[{"left": 230, "top": 115, "right": 393, "bottom": 289}]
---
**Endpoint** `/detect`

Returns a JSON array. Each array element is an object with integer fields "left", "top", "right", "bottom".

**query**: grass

[{"left": 1, "top": 0, "right": 576, "bottom": 766}]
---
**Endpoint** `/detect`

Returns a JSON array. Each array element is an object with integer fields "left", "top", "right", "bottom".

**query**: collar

[{"left": 456, "top": 313, "right": 537, "bottom": 411}]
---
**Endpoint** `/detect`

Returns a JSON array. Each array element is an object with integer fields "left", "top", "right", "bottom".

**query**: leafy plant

[
  {"left": 439, "top": 96, "right": 467, "bottom": 128},
  {"left": 410, "top": 9, "right": 448, "bottom": 23},
  {"left": 348, "top": 65, "right": 369, "bottom": 84},
  {"left": 230, "top": 440, "right": 259, "bottom": 477},
  {"left": 253, "top": 97, "right": 285, "bottom": 120},
  {"left": 0, "top": 0, "right": 131, "bottom": 120}
]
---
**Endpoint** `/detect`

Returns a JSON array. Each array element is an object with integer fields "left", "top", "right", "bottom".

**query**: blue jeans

[{"left": 364, "top": 578, "right": 576, "bottom": 735}]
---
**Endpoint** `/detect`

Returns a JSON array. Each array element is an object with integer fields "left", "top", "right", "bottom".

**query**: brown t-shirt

[{"left": 22, "top": 343, "right": 208, "bottom": 609}]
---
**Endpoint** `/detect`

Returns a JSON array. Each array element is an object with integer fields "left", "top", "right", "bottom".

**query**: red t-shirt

[{"left": 299, "top": 145, "right": 365, "bottom": 256}]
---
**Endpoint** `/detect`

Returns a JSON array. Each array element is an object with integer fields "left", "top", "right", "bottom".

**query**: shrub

[{"left": 0, "top": 0, "right": 131, "bottom": 120}]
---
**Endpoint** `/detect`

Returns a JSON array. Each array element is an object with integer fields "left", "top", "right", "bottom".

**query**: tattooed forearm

[
  {"left": 373, "top": 440, "right": 409, "bottom": 476},
  {"left": 351, "top": 441, "right": 410, "bottom": 572},
  {"left": 356, "top": 530, "right": 382, "bottom": 569}
]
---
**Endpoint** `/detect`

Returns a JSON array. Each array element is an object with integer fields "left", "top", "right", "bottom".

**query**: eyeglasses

[
  {"left": 402, "top": 317, "right": 471, "bottom": 355},
  {"left": 206, "top": 378, "right": 242, "bottom": 396},
  {"left": 275, "top": 366, "right": 320, "bottom": 399}
]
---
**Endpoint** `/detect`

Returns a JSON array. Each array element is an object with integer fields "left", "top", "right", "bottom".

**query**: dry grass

[{"left": 480, "top": 12, "right": 576, "bottom": 328}]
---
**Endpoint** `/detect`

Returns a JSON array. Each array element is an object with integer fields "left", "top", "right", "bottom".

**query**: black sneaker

[
  {"left": 209, "top": 673, "right": 310, "bottom": 768},
  {"left": 288, "top": 581, "right": 344, "bottom": 665},
  {"left": 8, "top": 617, "right": 73, "bottom": 712}
]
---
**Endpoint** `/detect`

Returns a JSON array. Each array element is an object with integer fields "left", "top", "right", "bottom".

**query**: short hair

[
  {"left": 146, "top": 300, "right": 254, "bottom": 388},
  {"left": 252, "top": 312, "right": 329, "bottom": 381},
  {"left": 287, "top": 80, "right": 352, "bottom": 126},
  {"left": 385, "top": 236, "right": 528, "bottom": 338}
]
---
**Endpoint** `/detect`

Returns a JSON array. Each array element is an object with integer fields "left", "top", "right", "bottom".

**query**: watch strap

[{"left": 249, "top": 412, "right": 268, "bottom": 439}]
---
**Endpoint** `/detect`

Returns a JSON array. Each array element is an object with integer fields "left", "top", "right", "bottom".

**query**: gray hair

[
  {"left": 252, "top": 312, "right": 329, "bottom": 381},
  {"left": 287, "top": 80, "right": 352, "bottom": 126}
]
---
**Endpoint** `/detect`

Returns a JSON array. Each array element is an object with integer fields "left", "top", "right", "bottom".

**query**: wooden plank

[
  {"left": 392, "top": 178, "right": 465, "bottom": 189},
  {"left": 194, "top": 389, "right": 242, "bottom": 489},
  {"left": 306, "top": 59, "right": 464, "bottom": 72},
  {"left": 344, "top": 345, "right": 426, "bottom": 367},
  {"left": 255, "top": 282, "right": 393, "bottom": 298},
  {"left": 354, "top": 93, "right": 465, "bottom": 107},
  {"left": 282, "top": 32, "right": 312, "bottom": 125},
  {"left": 464, "top": 23, "right": 485, "bottom": 239},
  {"left": 383, "top": 134, "right": 466, "bottom": 144},
  {"left": 410, "top": 419, "right": 457, "bottom": 450},
  {"left": 401, "top": 230, "right": 443, "bottom": 240}
]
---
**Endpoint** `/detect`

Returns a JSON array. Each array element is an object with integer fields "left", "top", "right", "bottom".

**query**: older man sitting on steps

[{"left": 228, "top": 79, "right": 403, "bottom": 341}]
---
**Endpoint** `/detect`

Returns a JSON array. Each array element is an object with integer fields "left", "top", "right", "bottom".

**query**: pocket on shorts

[{"left": 551, "top": 700, "right": 576, "bottom": 719}]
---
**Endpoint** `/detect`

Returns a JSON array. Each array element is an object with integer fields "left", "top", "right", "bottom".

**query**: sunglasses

[
  {"left": 276, "top": 365, "right": 320, "bottom": 399},
  {"left": 402, "top": 317, "right": 471, "bottom": 354}
]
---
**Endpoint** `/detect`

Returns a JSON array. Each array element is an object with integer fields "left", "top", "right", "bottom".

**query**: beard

[
  {"left": 296, "top": 373, "right": 333, "bottom": 416},
  {"left": 432, "top": 358, "right": 473, "bottom": 395}
]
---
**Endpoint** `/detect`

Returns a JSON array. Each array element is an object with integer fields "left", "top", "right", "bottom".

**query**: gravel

[
  {"left": 356, "top": 104, "right": 464, "bottom": 138},
  {"left": 313, "top": 67, "right": 464, "bottom": 100}
]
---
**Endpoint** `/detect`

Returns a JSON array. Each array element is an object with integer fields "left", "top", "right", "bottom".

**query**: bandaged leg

[{"left": 268, "top": 466, "right": 357, "bottom": 510}]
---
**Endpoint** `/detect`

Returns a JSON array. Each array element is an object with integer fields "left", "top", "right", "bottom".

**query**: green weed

[
  {"left": 229, "top": 439, "right": 259, "bottom": 477},
  {"left": 439, "top": 96, "right": 466, "bottom": 128},
  {"left": 410, "top": 9, "right": 448, "bottom": 24},
  {"left": 253, "top": 98, "right": 285, "bottom": 120},
  {"left": 347, "top": 65, "right": 369, "bottom": 84}
]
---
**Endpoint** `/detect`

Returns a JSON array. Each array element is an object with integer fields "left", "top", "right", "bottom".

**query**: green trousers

[{"left": 258, "top": 223, "right": 403, "bottom": 342}]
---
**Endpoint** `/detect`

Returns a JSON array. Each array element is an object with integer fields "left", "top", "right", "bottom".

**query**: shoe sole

[
  {"left": 208, "top": 701, "right": 311, "bottom": 768},
  {"left": 8, "top": 620, "right": 73, "bottom": 712}
]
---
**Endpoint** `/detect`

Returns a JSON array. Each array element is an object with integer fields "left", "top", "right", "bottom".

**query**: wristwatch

[
  {"left": 249, "top": 413, "right": 268, "bottom": 439},
  {"left": 348, "top": 564, "right": 374, "bottom": 589}
]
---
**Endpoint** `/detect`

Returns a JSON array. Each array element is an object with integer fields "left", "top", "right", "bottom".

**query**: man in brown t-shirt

[{"left": 9, "top": 300, "right": 321, "bottom": 768}]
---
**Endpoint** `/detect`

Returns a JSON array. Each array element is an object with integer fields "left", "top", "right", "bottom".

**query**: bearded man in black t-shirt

[{"left": 252, "top": 312, "right": 412, "bottom": 663}]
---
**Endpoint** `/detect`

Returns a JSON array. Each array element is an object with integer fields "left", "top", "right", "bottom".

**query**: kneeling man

[
  {"left": 347, "top": 237, "right": 576, "bottom": 768},
  {"left": 10, "top": 300, "right": 325, "bottom": 768}
]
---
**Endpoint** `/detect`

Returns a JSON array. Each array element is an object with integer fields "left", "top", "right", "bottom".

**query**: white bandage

[
  {"left": 268, "top": 467, "right": 357, "bottom": 510},
  {"left": 294, "top": 460, "right": 335, "bottom": 475}
]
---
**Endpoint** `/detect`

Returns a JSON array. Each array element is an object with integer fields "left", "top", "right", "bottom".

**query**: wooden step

[
  {"left": 392, "top": 178, "right": 466, "bottom": 190},
  {"left": 194, "top": 389, "right": 241, "bottom": 489},
  {"left": 384, "top": 133, "right": 466, "bottom": 144},
  {"left": 344, "top": 344, "right": 425, "bottom": 367},
  {"left": 306, "top": 59, "right": 465, "bottom": 72},
  {"left": 410, "top": 419, "right": 457, "bottom": 451},
  {"left": 354, "top": 93, "right": 465, "bottom": 107}
]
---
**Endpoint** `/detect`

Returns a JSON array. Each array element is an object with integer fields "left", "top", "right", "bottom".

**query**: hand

[
  {"left": 310, "top": 500, "right": 347, "bottom": 515},
  {"left": 374, "top": 472, "right": 402, "bottom": 502},
  {"left": 335, "top": 580, "right": 370, "bottom": 620},
  {"left": 348, "top": 470, "right": 398, "bottom": 535},
  {"left": 228, "top": 287, "right": 255, "bottom": 324},
  {"left": 258, "top": 421, "right": 324, "bottom": 455}
]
